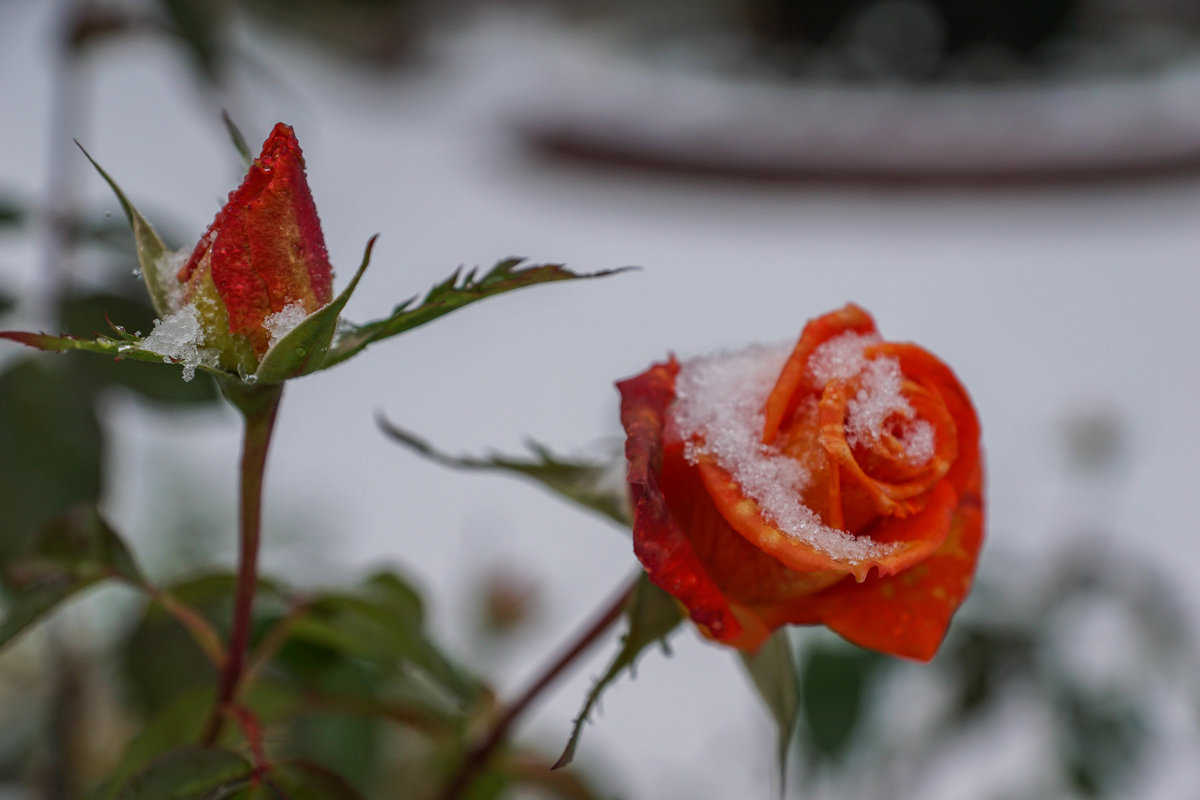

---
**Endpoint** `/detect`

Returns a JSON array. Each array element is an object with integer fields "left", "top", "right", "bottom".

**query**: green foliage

[
  {"left": 0, "top": 359, "right": 103, "bottom": 558},
  {"left": 222, "top": 110, "right": 254, "bottom": 168},
  {"left": 264, "top": 761, "right": 365, "bottom": 800},
  {"left": 59, "top": 290, "right": 220, "bottom": 404},
  {"left": 113, "top": 747, "right": 252, "bottom": 799},
  {"left": 0, "top": 507, "right": 143, "bottom": 651},
  {"left": 380, "top": 424, "right": 631, "bottom": 528},
  {"left": 555, "top": 575, "right": 683, "bottom": 768},
  {"left": 322, "top": 259, "right": 632, "bottom": 370},
  {"left": 0, "top": 289, "right": 12, "bottom": 317},
  {"left": 798, "top": 643, "right": 882, "bottom": 764},
  {"left": 739, "top": 629, "right": 800, "bottom": 784}
]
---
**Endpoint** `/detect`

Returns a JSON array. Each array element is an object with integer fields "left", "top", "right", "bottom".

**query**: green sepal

[
  {"left": 222, "top": 110, "right": 254, "bottom": 169},
  {"left": 322, "top": 258, "right": 633, "bottom": 371},
  {"left": 379, "top": 423, "right": 631, "bottom": 529},
  {"left": 739, "top": 629, "right": 800, "bottom": 790},
  {"left": 253, "top": 235, "right": 376, "bottom": 384},
  {"left": 0, "top": 506, "right": 145, "bottom": 652},
  {"left": 77, "top": 143, "right": 180, "bottom": 317},
  {"left": 554, "top": 574, "right": 682, "bottom": 768}
]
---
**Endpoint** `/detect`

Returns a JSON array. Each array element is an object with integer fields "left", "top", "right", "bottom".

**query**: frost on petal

[
  {"left": 812, "top": 332, "right": 937, "bottom": 465},
  {"left": 263, "top": 302, "right": 308, "bottom": 349},
  {"left": 673, "top": 343, "right": 898, "bottom": 564},
  {"left": 139, "top": 305, "right": 215, "bottom": 381}
]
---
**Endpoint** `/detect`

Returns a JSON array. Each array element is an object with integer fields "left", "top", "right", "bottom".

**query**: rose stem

[
  {"left": 437, "top": 571, "right": 642, "bottom": 800},
  {"left": 201, "top": 382, "right": 284, "bottom": 746}
]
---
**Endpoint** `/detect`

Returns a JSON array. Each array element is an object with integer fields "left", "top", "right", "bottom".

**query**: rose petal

[
  {"left": 785, "top": 467, "right": 984, "bottom": 661},
  {"left": 180, "top": 123, "right": 333, "bottom": 357},
  {"left": 762, "top": 303, "right": 877, "bottom": 444},
  {"left": 619, "top": 361, "right": 744, "bottom": 644}
]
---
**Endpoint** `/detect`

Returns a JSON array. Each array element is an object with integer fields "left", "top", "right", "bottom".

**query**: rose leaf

[
  {"left": 0, "top": 506, "right": 144, "bottom": 652},
  {"left": 378, "top": 422, "right": 631, "bottom": 529},
  {"left": 264, "top": 761, "right": 365, "bottom": 800},
  {"left": 554, "top": 574, "right": 683, "bottom": 768},
  {"left": 321, "top": 258, "right": 633, "bottom": 370},
  {"left": 112, "top": 747, "right": 253, "bottom": 800}
]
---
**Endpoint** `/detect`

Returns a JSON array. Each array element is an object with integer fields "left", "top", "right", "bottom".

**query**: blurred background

[{"left": 3, "top": 0, "right": 1200, "bottom": 797}]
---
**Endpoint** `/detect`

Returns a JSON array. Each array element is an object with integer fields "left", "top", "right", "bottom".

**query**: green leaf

[
  {"left": 555, "top": 575, "right": 683, "bottom": 768},
  {"left": 283, "top": 571, "right": 480, "bottom": 708},
  {"left": 0, "top": 328, "right": 225, "bottom": 381},
  {"left": 379, "top": 424, "right": 630, "bottom": 528},
  {"left": 740, "top": 630, "right": 800, "bottom": 787},
  {"left": 59, "top": 291, "right": 219, "bottom": 404},
  {"left": 799, "top": 644, "right": 882, "bottom": 763},
  {"left": 0, "top": 506, "right": 143, "bottom": 651},
  {"left": 104, "top": 687, "right": 216, "bottom": 796},
  {"left": 222, "top": 110, "right": 254, "bottom": 169},
  {"left": 322, "top": 258, "right": 632, "bottom": 370},
  {"left": 77, "top": 143, "right": 179, "bottom": 317},
  {"left": 254, "top": 236, "right": 376, "bottom": 383},
  {"left": 0, "top": 359, "right": 103, "bottom": 558},
  {"left": 265, "top": 760, "right": 365, "bottom": 800},
  {"left": 114, "top": 747, "right": 253, "bottom": 800}
]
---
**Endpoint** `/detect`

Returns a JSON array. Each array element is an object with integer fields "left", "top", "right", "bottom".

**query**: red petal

[
  {"left": 762, "top": 303, "right": 876, "bottom": 444},
  {"left": 786, "top": 467, "right": 984, "bottom": 661},
  {"left": 180, "top": 123, "right": 333, "bottom": 356},
  {"left": 618, "top": 361, "right": 745, "bottom": 644}
]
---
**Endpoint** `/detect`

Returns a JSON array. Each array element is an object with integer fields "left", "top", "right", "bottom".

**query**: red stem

[
  {"left": 437, "top": 573, "right": 640, "bottom": 800},
  {"left": 200, "top": 383, "right": 283, "bottom": 745}
]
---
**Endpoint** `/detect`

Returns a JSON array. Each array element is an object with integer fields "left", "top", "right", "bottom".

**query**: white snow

[
  {"left": 263, "top": 302, "right": 309, "bottom": 349},
  {"left": 152, "top": 248, "right": 190, "bottom": 311},
  {"left": 672, "top": 343, "right": 898, "bottom": 563},
  {"left": 138, "top": 304, "right": 214, "bottom": 381},
  {"left": 811, "top": 332, "right": 937, "bottom": 465}
]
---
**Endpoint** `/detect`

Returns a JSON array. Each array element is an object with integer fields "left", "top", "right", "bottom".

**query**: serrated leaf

[
  {"left": 77, "top": 143, "right": 178, "bottom": 317},
  {"left": 379, "top": 423, "right": 630, "bottom": 528},
  {"left": 322, "top": 259, "right": 632, "bottom": 370},
  {"left": 1, "top": 506, "right": 144, "bottom": 651},
  {"left": 740, "top": 630, "right": 800, "bottom": 789},
  {"left": 254, "top": 236, "right": 375, "bottom": 383},
  {"left": 0, "top": 328, "right": 225, "bottom": 381},
  {"left": 555, "top": 574, "right": 683, "bottom": 768},
  {"left": 114, "top": 747, "right": 253, "bottom": 800},
  {"left": 265, "top": 760, "right": 365, "bottom": 800},
  {"left": 59, "top": 291, "right": 219, "bottom": 404},
  {"left": 0, "top": 359, "right": 103, "bottom": 558}
]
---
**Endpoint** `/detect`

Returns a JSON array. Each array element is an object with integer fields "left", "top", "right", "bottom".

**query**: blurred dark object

[
  {"left": 476, "top": 568, "right": 540, "bottom": 636},
  {"left": 745, "top": 0, "right": 1081, "bottom": 80},
  {"left": 236, "top": 0, "right": 427, "bottom": 69}
]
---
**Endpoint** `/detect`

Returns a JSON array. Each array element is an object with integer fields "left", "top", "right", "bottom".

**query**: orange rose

[{"left": 618, "top": 304, "right": 983, "bottom": 661}]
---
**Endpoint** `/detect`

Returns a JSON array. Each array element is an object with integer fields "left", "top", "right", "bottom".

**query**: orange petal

[
  {"left": 762, "top": 303, "right": 876, "bottom": 444},
  {"left": 618, "top": 361, "right": 744, "bottom": 644},
  {"left": 785, "top": 469, "right": 983, "bottom": 661}
]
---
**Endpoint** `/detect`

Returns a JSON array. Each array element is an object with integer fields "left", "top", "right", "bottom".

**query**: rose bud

[
  {"left": 148, "top": 123, "right": 334, "bottom": 378},
  {"left": 618, "top": 304, "right": 983, "bottom": 661}
]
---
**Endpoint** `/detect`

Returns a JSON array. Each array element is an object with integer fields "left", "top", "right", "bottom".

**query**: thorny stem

[
  {"left": 437, "top": 573, "right": 641, "bottom": 800},
  {"left": 200, "top": 382, "right": 284, "bottom": 745}
]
